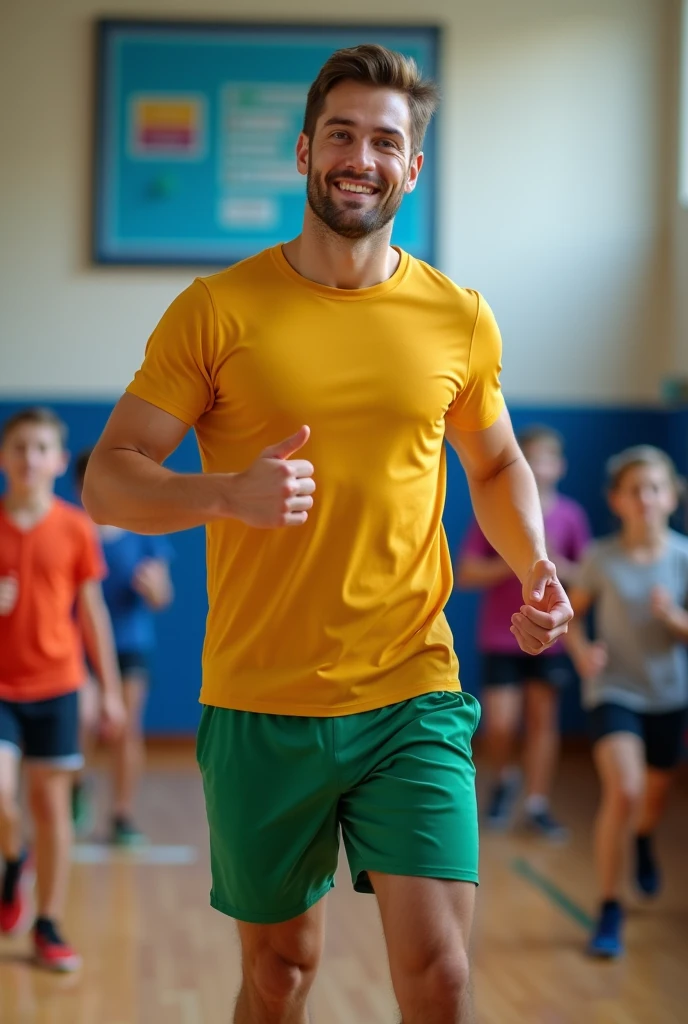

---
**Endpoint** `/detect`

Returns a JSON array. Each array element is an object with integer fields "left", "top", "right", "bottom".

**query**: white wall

[
  {"left": 0, "top": 0, "right": 676, "bottom": 402},
  {"left": 672, "top": 0, "right": 688, "bottom": 378}
]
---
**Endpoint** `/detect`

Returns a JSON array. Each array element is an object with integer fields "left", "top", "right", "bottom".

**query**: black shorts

[
  {"left": 0, "top": 691, "right": 83, "bottom": 769},
  {"left": 482, "top": 653, "right": 574, "bottom": 689},
  {"left": 588, "top": 703, "right": 688, "bottom": 771},
  {"left": 117, "top": 651, "right": 151, "bottom": 680}
]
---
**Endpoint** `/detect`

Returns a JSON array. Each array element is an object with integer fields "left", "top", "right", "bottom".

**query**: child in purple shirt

[{"left": 457, "top": 424, "right": 590, "bottom": 838}]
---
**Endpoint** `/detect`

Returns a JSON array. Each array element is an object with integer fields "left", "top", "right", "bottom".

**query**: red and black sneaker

[
  {"left": 33, "top": 919, "right": 82, "bottom": 973},
  {"left": 0, "top": 851, "right": 33, "bottom": 936}
]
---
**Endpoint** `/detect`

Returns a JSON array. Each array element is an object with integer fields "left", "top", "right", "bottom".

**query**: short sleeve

[
  {"left": 126, "top": 279, "right": 216, "bottom": 427},
  {"left": 460, "top": 519, "right": 494, "bottom": 559},
  {"left": 144, "top": 535, "right": 175, "bottom": 563},
  {"left": 566, "top": 504, "right": 592, "bottom": 562},
  {"left": 75, "top": 518, "right": 107, "bottom": 585},
  {"left": 447, "top": 292, "right": 505, "bottom": 432},
  {"left": 573, "top": 545, "right": 602, "bottom": 597}
]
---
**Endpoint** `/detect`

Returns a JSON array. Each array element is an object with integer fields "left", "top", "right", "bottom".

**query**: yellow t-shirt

[{"left": 127, "top": 245, "right": 504, "bottom": 716}]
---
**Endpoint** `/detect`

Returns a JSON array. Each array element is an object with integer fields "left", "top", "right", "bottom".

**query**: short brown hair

[
  {"left": 517, "top": 424, "right": 564, "bottom": 453},
  {"left": 303, "top": 44, "right": 440, "bottom": 156},
  {"left": 606, "top": 445, "right": 682, "bottom": 493},
  {"left": 1, "top": 406, "right": 67, "bottom": 446}
]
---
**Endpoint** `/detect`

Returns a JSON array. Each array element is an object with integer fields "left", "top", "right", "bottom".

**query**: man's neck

[
  {"left": 3, "top": 488, "right": 55, "bottom": 528},
  {"left": 282, "top": 212, "right": 400, "bottom": 290}
]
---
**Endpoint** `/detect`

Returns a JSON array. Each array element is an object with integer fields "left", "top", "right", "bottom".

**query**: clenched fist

[{"left": 230, "top": 425, "right": 316, "bottom": 529}]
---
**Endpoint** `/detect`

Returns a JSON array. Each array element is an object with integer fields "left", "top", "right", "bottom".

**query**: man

[{"left": 84, "top": 44, "right": 572, "bottom": 1024}]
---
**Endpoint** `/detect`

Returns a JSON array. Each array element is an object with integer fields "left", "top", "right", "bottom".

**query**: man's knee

[
  {"left": 420, "top": 951, "right": 470, "bottom": 1004},
  {"left": 245, "top": 942, "right": 319, "bottom": 1010}
]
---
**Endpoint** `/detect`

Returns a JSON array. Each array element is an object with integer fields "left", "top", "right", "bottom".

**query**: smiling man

[{"left": 83, "top": 45, "right": 573, "bottom": 1024}]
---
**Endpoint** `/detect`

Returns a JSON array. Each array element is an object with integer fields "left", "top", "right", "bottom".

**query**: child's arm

[
  {"left": 650, "top": 586, "right": 688, "bottom": 641},
  {"left": 77, "top": 581, "right": 125, "bottom": 736},
  {"left": 566, "top": 586, "right": 608, "bottom": 679},
  {"left": 455, "top": 554, "right": 513, "bottom": 590},
  {"left": 132, "top": 558, "right": 173, "bottom": 610}
]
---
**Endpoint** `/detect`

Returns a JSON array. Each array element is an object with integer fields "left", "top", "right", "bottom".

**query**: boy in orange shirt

[{"left": 0, "top": 407, "right": 124, "bottom": 971}]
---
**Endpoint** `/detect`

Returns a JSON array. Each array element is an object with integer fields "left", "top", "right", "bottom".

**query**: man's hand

[
  {"left": 99, "top": 690, "right": 126, "bottom": 742},
  {"left": 229, "top": 425, "right": 316, "bottom": 529},
  {"left": 0, "top": 575, "right": 18, "bottom": 616},
  {"left": 510, "top": 559, "right": 574, "bottom": 655}
]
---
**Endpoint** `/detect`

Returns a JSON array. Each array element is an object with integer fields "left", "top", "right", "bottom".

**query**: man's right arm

[{"left": 83, "top": 393, "right": 315, "bottom": 534}]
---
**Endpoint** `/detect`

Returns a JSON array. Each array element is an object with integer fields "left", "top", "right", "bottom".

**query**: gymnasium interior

[{"left": 1, "top": 1, "right": 687, "bottom": 1021}]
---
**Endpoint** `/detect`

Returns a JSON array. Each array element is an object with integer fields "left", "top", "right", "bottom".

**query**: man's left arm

[{"left": 446, "top": 409, "right": 573, "bottom": 654}]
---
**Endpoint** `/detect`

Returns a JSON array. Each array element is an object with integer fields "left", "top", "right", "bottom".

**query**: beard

[{"left": 306, "top": 163, "right": 406, "bottom": 240}]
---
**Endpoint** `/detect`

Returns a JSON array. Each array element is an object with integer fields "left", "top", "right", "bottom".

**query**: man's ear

[
  {"left": 296, "top": 132, "right": 310, "bottom": 177},
  {"left": 404, "top": 151, "right": 424, "bottom": 194}
]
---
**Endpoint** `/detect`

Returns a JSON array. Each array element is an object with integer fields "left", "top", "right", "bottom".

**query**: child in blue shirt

[{"left": 75, "top": 450, "right": 174, "bottom": 844}]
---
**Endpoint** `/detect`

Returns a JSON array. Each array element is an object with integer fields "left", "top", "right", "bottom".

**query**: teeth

[{"left": 338, "top": 182, "right": 375, "bottom": 194}]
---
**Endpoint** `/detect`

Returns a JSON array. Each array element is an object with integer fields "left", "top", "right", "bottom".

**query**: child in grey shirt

[{"left": 568, "top": 445, "right": 688, "bottom": 959}]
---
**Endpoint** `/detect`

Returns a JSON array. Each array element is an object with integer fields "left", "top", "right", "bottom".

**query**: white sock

[{"left": 524, "top": 794, "right": 549, "bottom": 815}]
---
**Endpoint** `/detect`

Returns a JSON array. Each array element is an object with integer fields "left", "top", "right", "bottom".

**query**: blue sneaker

[
  {"left": 635, "top": 835, "right": 661, "bottom": 896},
  {"left": 485, "top": 773, "right": 520, "bottom": 830},
  {"left": 588, "top": 901, "right": 624, "bottom": 958},
  {"left": 524, "top": 809, "right": 570, "bottom": 843}
]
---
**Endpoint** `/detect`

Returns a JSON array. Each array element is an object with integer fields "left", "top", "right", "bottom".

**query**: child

[
  {"left": 0, "top": 408, "right": 124, "bottom": 971},
  {"left": 567, "top": 446, "right": 688, "bottom": 957},
  {"left": 73, "top": 449, "right": 174, "bottom": 845},
  {"left": 457, "top": 424, "right": 590, "bottom": 838}
]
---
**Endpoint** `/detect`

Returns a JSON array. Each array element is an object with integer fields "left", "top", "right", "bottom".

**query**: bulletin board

[{"left": 93, "top": 20, "right": 440, "bottom": 266}]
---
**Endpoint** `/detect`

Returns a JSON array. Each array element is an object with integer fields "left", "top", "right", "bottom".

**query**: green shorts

[{"left": 196, "top": 689, "right": 481, "bottom": 924}]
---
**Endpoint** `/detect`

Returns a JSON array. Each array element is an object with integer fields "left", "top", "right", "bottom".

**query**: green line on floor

[{"left": 511, "top": 857, "right": 594, "bottom": 931}]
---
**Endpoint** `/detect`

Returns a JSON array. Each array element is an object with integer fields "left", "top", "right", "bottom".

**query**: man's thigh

[
  {"left": 339, "top": 690, "right": 481, "bottom": 894},
  {"left": 197, "top": 705, "right": 341, "bottom": 925},
  {"left": 370, "top": 873, "right": 475, "bottom": 968}
]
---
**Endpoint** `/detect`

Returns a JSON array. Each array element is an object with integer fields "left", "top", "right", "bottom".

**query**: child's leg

[
  {"left": 0, "top": 739, "right": 32, "bottom": 936},
  {"left": 72, "top": 680, "right": 100, "bottom": 835},
  {"left": 523, "top": 681, "right": 559, "bottom": 803},
  {"left": 592, "top": 733, "right": 645, "bottom": 899},
  {"left": 78, "top": 678, "right": 100, "bottom": 766},
  {"left": 22, "top": 692, "right": 83, "bottom": 970},
  {"left": 636, "top": 769, "right": 674, "bottom": 835},
  {"left": 25, "top": 766, "right": 73, "bottom": 921},
  {"left": 481, "top": 660, "right": 524, "bottom": 827},
  {"left": 522, "top": 679, "right": 568, "bottom": 839},
  {"left": 632, "top": 708, "right": 686, "bottom": 895},
  {"left": 112, "top": 672, "right": 148, "bottom": 822},
  {"left": 0, "top": 744, "right": 22, "bottom": 862},
  {"left": 484, "top": 686, "right": 522, "bottom": 777}
]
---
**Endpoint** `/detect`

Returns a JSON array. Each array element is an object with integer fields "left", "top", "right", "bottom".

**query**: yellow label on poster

[{"left": 130, "top": 94, "right": 205, "bottom": 159}]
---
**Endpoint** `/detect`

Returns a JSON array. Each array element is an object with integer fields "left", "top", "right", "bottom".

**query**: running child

[
  {"left": 73, "top": 448, "right": 174, "bottom": 845},
  {"left": 457, "top": 424, "right": 590, "bottom": 837},
  {"left": 567, "top": 445, "right": 688, "bottom": 957},
  {"left": 0, "top": 408, "right": 124, "bottom": 971}
]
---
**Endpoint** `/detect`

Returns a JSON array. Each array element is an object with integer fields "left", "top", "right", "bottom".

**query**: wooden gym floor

[{"left": 0, "top": 748, "right": 686, "bottom": 1024}]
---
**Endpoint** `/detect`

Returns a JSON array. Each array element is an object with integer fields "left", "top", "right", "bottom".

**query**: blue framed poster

[{"left": 93, "top": 20, "right": 439, "bottom": 265}]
